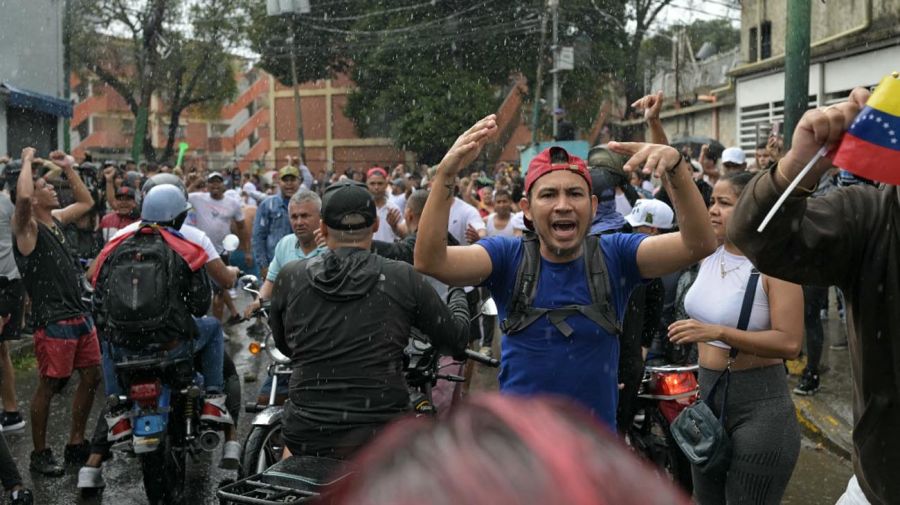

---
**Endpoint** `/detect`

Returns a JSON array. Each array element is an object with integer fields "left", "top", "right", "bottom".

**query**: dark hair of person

[
  {"left": 494, "top": 188, "right": 511, "bottom": 200},
  {"left": 719, "top": 170, "right": 755, "bottom": 196},
  {"left": 322, "top": 394, "right": 690, "bottom": 505},
  {"left": 756, "top": 141, "right": 768, "bottom": 150},
  {"left": 405, "top": 189, "right": 429, "bottom": 218}
]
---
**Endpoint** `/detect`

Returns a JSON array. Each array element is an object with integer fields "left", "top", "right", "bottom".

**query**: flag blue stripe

[{"left": 848, "top": 106, "right": 900, "bottom": 152}]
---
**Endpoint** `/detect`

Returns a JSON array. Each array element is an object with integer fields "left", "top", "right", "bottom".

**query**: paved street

[{"left": 0, "top": 301, "right": 853, "bottom": 504}]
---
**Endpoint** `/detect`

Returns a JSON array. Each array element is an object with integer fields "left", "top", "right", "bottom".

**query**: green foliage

[
  {"left": 347, "top": 64, "right": 496, "bottom": 164},
  {"left": 640, "top": 18, "right": 741, "bottom": 76},
  {"left": 69, "top": 0, "right": 247, "bottom": 162}
]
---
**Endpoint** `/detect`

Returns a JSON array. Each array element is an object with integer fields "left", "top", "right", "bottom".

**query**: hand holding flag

[
  {"left": 756, "top": 83, "right": 880, "bottom": 232},
  {"left": 832, "top": 72, "right": 900, "bottom": 185}
]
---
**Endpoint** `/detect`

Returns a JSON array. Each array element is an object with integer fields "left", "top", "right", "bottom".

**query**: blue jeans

[{"left": 101, "top": 316, "right": 225, "bottom": 396}]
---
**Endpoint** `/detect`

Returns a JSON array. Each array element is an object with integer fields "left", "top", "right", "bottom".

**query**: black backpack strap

[
  {"left": 580, "top": 235, "right": 621, "bottom": 337},
  {"left": 500, "top": 233, "right": 620, "bottom": 339},
  {"left": 499, "top": 233, "right": 541, "bottom": 334},
  {"left": 706, "top": 268, "right": 760, "bottom": 426}
]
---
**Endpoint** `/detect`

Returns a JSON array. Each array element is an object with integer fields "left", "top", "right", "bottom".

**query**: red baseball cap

[
  {"left": 524, "top": 147, "right": 592, "bottom": 195},
  {"left": 522, "top": 147, "right": 593, "bottom": 231}
]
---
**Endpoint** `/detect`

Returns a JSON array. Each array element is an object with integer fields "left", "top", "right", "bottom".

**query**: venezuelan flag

[{"left": 833, "top": 73, "right": 900, "bottom": 185}]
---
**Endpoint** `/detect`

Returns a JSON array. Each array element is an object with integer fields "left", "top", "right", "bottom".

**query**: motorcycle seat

[
  {"left": 115, "top": 355, "right": 192, "bottom": 373},
  {"left": 258, "top": 456, "right": 355, "bottom": 492}
]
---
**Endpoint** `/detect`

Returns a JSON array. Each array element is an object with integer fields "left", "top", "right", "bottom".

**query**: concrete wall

[
  {"left": 740, "top": 0, "right": 900, "bottom": 63},
  {"left": 659, "top": 104, "right": 738, "bottom": 149},
  {"left": 0, "top": 0, "right": 65, "bottom": 155}
]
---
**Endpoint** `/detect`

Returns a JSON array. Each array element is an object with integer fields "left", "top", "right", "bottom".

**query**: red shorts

[{"left": 33, "top": 315, "right": 102, "bottom": 379}]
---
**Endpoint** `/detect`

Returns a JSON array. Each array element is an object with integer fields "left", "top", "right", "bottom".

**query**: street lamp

[{"left": 268, "top": 0, "right": 310, "bottom": 167}]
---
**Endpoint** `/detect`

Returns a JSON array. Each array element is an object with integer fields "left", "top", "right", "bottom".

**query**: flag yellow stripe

[{"left": 868, "top": 74, "right": 900, "bottom": 118}]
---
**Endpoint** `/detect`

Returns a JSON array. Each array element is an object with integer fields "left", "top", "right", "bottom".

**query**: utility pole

[
  {"left": 550, "top": 0, "right": 560, "bottom": 139},
  {"left": 530, "top": 6, "right": 549, "bottom": 145},
  {"left": 62, "top": 0, "right": 71, "bottom": 152},
  {"left": 288, "top": 33, "right": 306, "bottom": 165},
  {"left": 268, "top": 0, "right": 310, "bottom": 165},
  {"left": 783, "top": 0, "right": 811, "bottom": 150}
]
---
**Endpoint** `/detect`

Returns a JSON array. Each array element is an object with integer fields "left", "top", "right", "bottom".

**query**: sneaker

[
  {"left": 9, "top": 488, "right": 33, "bottom": 505},
  {"left": 478, "top": 346, "right": 493, "bottom": 359},
  {"left": 77, "top": 466, "right": 105, "bottom": 489},
  {"left": 105, "top": 409, "right": 133, "bottom": 444},
  {"left": 220, "top": 440, "right": 241, "bottom": 470},
  {"left": 29, "top": 448, "right": 64, "bottom": 477},
  {"left": 1, "top": 412, "right": 26, "bottom": 433},
  {"left": 793, "top": 370, "right": 820, "bottom": 396},
  {"left": 201, "top": 394, "right": 234, "bottom": 424},
  {"left": 830, "top": 340, "right": 849, "bottom": 350},
  {"left": 65, "top": 441, "right": 91, "bottom": 466}
]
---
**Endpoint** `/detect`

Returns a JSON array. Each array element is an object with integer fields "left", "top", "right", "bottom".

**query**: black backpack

[
  {"left": 500, "top": 233, "right": 621, "bottom": 338},
  {"left": 101, "top": 224, "right": 177, "bottom": 346}
]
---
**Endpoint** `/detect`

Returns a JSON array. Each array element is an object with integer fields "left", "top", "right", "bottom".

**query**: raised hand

[
  {"left": 632, "top": 90, "right": 664, "bottom": 121},
  {"left": 387, "top": 207, "right": 402, "bottom": 230},
  {"left": 607, "top": 142, "right": 684, "bottom": 179},
  {"left": 437, "top": 115, "right": 498, "bottom": 178},
  {"left": 21, "top": 147, "right": 36, "bottom": 162}
]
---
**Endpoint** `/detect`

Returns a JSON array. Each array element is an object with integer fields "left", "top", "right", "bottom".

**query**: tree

[
  {"left": 640, "top": 18, "right": 741, "bottom": 85},
  {"left": 70, "top": 0, "right": 247, "bottom": 163}
]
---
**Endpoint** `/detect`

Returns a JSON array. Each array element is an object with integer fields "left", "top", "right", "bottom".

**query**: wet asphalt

[{"left": 2, "top": 302, "right": 852, "bottom": 504}]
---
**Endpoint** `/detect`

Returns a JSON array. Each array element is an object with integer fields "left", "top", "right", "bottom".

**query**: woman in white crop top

[{"left": 669, "top": 171, "right": 803, "bottom": 505}]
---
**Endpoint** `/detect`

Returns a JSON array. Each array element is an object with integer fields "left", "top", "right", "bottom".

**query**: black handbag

[{"left": 670, "top": 269, "right": 760, "bottom": 475}]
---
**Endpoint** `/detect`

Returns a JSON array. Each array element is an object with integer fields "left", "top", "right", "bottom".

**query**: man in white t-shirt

[
  {"left": 188, "top": 172, "right": 249, "bottom": 323},
  {"left": 485, "top": 188, "right": 516, "bottom": 238},
  {"left": 366, "top": 167, "right": 407, "bottom": 243},
  {"left": 449, "top": 194, "right": 486, "bottom": 245}
]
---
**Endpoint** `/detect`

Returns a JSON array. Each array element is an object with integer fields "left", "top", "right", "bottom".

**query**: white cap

[
  {"left": 722, "top": 147, "right": 746, "bottom": 165},
  {"left": 625, "top": 199, "right": 675, "bottom": 230}
]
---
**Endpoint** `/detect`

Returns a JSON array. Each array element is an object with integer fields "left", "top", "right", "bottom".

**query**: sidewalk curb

[{"left": 794, "top": 395, "right": 853, "bottom": 461}]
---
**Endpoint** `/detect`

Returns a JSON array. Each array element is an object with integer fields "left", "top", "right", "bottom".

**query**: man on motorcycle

[
  {"left": 78, "top": 184, "right": 235, "bottom": 488},
  {"left": 270, "top": 180, "right": 470, "bottom": 458}
]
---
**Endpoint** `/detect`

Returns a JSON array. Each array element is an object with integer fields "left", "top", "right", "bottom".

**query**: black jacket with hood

[{"left": 270, "top": 246, "right": 469, "bottom": 456}]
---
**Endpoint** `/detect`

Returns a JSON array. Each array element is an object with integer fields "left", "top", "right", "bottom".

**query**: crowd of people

[{"left": 0, "top": 84, "right": 892, "bottom": 505}]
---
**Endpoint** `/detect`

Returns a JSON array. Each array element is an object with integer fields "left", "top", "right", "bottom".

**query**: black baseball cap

[{"left": 321, "top": 180, "right": 377, "bottom": 231}]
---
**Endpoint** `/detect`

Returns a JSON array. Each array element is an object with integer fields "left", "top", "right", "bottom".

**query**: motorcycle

[
  {"left": 109, "top": 349, "right": 227, "bottom": 504},
  {"left": 626, "top": 360, "right": 699, "bottom": 493},
  {"left": 223, "top": 280, "right": 499, "bottom": 504}
]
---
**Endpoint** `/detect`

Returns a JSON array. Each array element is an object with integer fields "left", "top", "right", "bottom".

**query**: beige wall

[
  {"left": 740, "top": 0, "right": 900, "bottom": 63},
  {"left": 659, "top": 105, "right": 738, "bottom": 149}
]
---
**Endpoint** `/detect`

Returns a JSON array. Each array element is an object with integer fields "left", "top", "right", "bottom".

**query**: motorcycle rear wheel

[
  {"left": 240, "top": 423, "right": 284, "bottom": 479},
  {"left": 140, "top": 434, "right": 186, "bottom": 505}
]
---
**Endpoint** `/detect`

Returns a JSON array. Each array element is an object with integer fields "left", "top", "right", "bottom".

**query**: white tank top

[
  {"left": 683, "top": 246, "right": 770, "bottom": 349},
  {"left": 486, "top": 213, "right": 516, "bottom": 237}
]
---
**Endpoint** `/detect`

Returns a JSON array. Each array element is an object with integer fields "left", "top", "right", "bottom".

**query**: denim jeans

[{"left": 100, "top": 316, "right": 225, "bottom": 396}]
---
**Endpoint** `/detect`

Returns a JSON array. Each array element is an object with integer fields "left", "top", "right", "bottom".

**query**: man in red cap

[{"left": 416, "top": 115, "right": 716, "bottom": 429}]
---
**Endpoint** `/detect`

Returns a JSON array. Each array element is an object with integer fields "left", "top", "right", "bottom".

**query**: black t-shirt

[{"left": 14, "top": 218, "right": 88, "bottom": 327}]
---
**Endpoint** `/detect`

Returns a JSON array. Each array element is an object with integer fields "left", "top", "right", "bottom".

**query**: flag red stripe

[{"left": 832, "top": 132, "right": 900, "bottom": 186}]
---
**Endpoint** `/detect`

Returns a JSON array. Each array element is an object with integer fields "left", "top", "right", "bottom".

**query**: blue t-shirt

[{"left": 478, "top": 233, "right": 646, "bottom": 429}]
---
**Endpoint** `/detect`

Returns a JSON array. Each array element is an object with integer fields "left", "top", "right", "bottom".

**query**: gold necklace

[{"left": 719, "top": 253, "right": 743, "bottom": 278}]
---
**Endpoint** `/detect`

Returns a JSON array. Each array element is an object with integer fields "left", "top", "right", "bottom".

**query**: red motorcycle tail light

[
  {"left": 130, "top": 381, "right": 161, "bottom": 404},
  {"left": 656, "top": 372, "right": 698, "bottom": 397}
]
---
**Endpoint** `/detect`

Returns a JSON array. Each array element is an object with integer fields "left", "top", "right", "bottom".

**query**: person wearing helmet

[{"left": 79, "top": 185, "right": 235, "bottom": 490}]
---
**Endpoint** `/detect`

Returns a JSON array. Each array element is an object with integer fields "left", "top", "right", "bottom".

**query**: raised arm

[
  {"left": 13, "top": 147, "right": 38, "bottom": 256},
  {"left": 631, "top": 91, "right": 669, "bottom": 145},
  {"left": 50, "top": 152, "right": 94, "bottom": 225},
  {"left": 728, "top": 87, "right": 871, "bottom": 287},
  {"left": 415, "top": 115, "right": 498, "bottom": 287},
  {"left": 608, "top": 142, "right": 717, "bottom": 278}
]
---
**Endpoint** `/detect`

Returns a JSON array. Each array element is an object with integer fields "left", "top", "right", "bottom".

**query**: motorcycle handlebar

[{"left": 464, "top": 349, "right": 499, "bottom": 368}]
